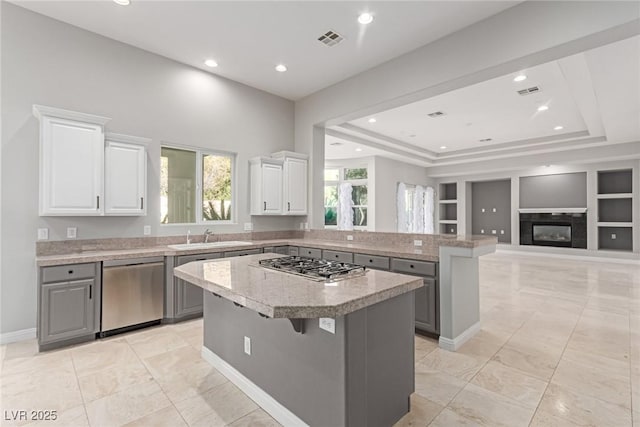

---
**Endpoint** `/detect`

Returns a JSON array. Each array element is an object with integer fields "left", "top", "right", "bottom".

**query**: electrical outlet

[
  {"left": 143, "top": 225, "right": 151, "bottom": 235},
  {"left": 481, "top": 229, "right": 485, "bottom": 234},
  {"left": 319, "top": 318, "right": 335, "bottom": 334},
  {"left": 611, "top": 233, "right": 617, "bottom": 240},
  {"left": 346, "top": 235, "right": 354, "bottom": 241},
  {"left": 66, "top": 227, "right": 77, "bottom": 239},
  {"left": 481, "top": 208, "right": 485, "bottom": 213},
  {"left": 244, "top": 336, "right": 251, "bottom": 355},
  {"left": 37, "top": 228, "right": 49, "bottom": 240},
  {"left": 304, "top": 222, "right": 309, "bottom": 230},
  {"left": 500, "top": 230, "right": 505, "bottom": 235},
  {"left": 450, "top": 228, "right": 455, "bottom": 233},
  {"left": 414, "top": 240, "right": 423, "bottom": 247},
  {"left": 300, "top": 222, "right": 304, "bottom": 230},
  {"left": 492, "top": 208, "right": 497, "bottom": 212},
  {"left": 491, "top": 230, "right": 497, "bottom": 234},
  {"left": 244, "top": 222, "right": 253, "bottom": 231}
]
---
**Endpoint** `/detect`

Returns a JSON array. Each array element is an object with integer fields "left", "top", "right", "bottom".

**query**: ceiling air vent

[
  {"left": 479, "top": 138, "right": 493, "bottom": 142},
  {"left": 517, "top": 86, "right": 540, "bottom": 96},
  {"left": 318, "top": 30, "right": 344, "bottom": 47},
  {"left": 427, "top": 111, "right": 446, "bottom": 118}
]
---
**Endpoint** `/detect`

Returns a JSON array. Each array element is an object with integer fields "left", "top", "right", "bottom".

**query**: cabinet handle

[
  {"left": 288, "top": 202, "right": 291, "bottom": 211},
  {"left": 96, "top": 196, "right": 100, "bottom": 209},
  {"left": 89, "top": 284, "right": 92, "bottom": 299},
  {"left": 140, "top": 197, "right": 144, "bottom": 209},
  {"left": 263, "top": 201, "right": 266, "bottom": 211}
]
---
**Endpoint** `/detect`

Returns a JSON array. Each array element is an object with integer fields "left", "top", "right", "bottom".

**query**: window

[
  {"left": 161, "top": 146, "right": 234, "bottom": 224},
  {"left": 324, "top": 166, "right": 368, "bottom": 229}
]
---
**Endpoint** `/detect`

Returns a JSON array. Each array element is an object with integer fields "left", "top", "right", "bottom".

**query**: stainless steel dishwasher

[{"left": 101, "top": 257, "right": 164, "bottom": 336}]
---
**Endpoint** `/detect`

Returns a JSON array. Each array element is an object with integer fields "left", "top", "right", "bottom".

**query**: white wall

[
  {"left": 373, "top": 157, "right": 434, "bottom": 232},
  {"left": 0, "top": 4, "right": 295, "bottom": 334},
  {"left": 295, "top": 1, "right": 640, "bottom": 229}
]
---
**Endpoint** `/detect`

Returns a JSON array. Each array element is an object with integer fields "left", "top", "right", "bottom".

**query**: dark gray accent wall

[
  {"left": 519, "top": 172, "right": 587, "bottom": 208},
  {"left": 471, "top": 180, "right": 511, "bottom": 243}
]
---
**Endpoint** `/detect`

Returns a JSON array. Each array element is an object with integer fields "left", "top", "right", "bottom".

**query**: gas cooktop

[{"left": 258, "top": 256, "right": 367, "bottom": 282}]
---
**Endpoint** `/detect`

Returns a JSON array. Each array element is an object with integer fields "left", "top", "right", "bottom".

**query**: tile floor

[{"left": 1, "top": 252, "right": 638, "bottom": 426}]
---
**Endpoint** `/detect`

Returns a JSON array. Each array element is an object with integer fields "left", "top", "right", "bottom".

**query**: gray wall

[
  {"left": 1, "top": 4, "right": 295, "bottom": 334},
  {"left": 471, "top": 180, "right": 511, "bottom": 243},
  {"left": 519, "top": 172, "right": 587, "bottom": 209},
  {"left": 373, "top": 156, "right": 433, "bottom": 232}
]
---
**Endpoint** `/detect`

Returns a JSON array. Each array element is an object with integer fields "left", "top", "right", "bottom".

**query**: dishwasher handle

[{"left": 103, "top": 257, "right": 164, "bottom": 268}]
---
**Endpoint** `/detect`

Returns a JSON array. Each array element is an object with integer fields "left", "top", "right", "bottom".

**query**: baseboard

[
  {"left": 201, "top": 346, "right": 309, "bottom": 427},
  {"left": 0, "top": 328, "right": 36, "bottom": 345},
  {"left": 496, "top": 245, "right": 640, "bottom": 265},
  {"left": 438, "top": 321, "right": 480, "bottom": 352}
]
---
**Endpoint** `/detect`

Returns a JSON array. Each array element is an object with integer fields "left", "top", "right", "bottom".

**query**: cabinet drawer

[
  {"left": 390, "top": 258, "right": 437, "bottom": 277},
  {"left": 299, "top": 247, "right": 322, "bottom": 259},
  {"left": 41, "top": 263, "right": 96, "bottom": 283},
  {"left": 322, "top": 250, "right": 353, "bottom": 263},
  {"left": 289, "top": 246, "right": 299, "bottom": 256},
  {"left": 177, "top": 252, "right": 223, "bottom": 265},
  {"left": 224, "top": 248, "right": 262, "bottom": 257},
  {"left": 354, "top": 253, "right": 390, "bottom": 270}
]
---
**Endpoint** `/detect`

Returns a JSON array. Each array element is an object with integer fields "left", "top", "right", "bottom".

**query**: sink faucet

[
  {"left": 187, "top": 230, "right": 191, "bottom": 244},
  {"left": 204, "top": 228, "right": 214, "bottom": 243}
]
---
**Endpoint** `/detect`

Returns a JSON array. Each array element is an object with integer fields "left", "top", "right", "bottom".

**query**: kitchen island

[{"left": 174, "top": 253, "right": 423, "bottom": 427}]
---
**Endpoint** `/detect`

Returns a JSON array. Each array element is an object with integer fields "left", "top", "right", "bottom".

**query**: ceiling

[
  {"left": 326, "top": 35, "right": 640, "bottom": 166},
  {"left": 11, "top": 1, "right": 519, "bottom": 100}
]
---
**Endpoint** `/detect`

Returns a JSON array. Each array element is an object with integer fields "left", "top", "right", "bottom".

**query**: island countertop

[{"left": 173, "top": 253, "right": 424, "bottom": 318}]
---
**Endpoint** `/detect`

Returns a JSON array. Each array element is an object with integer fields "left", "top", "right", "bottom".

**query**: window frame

[
  {"left": 323, "top": 165, "right": 368, "bottom": 230},
  {"left": 160, "top": 143, "right": 237, "bottom": 226}
]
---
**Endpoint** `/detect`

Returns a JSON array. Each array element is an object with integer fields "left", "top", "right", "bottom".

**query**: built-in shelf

[
  {"left": 439, "top": 220, "right": 458, "bottom": 224},
  {"left": 439, "top": 183, "right": 457, "bottom": 201},
  {"left": 517, "top": 208, "right": 587, "bottom": 214},
  {"left": 597, "top": 169, "right": 632, "bottom": 194},
  {"left": 440, "top": 223, "right": 457, "bottom": 235},
  {"left": 597, "top": 222, "right": 633, "bottom": 227},
  {"left": 439, "top": 199, "right": 457, "bottom": 204},
  {"left": 597, "top": 193, "right": 633, "bottom": 199}
]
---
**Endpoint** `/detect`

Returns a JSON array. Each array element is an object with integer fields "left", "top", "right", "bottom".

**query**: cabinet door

[
  {"left": 414, "top": 278, "right": 438, "bottom": 334},
  {"left": 40, "top": 280, "right": 95, "bottom": 343},
  {"left": 105, "top": 141, "right": 147, "bottom": 215},
  {"left": 262, "top": 163, "right": 283, "bottom": 214},
  {"left": 40, "top": 117, "right": 104, "bottom": 215},
  {"left": 284, "top": 158, "right": 307, "bottom": 215},
  {"left": 175, "top": 252, "right": 222, "bottom": 318}
]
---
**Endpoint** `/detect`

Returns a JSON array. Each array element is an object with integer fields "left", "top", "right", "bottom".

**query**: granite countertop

[
  {"left": 173, "top": 253, "right": 424, "bottom": 318},
  {"left": 35, "top": 235, "right": 497, "bottom": 266}
]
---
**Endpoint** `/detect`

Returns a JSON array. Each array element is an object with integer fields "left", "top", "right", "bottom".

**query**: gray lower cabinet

[
  {"left": 322, "top": 249, "right": 354, "bottom": 263},
  {"left": 263, "top": 246, "right": 290, "bottom": 255},
  {"left": 299, "top": 246, "right": 322, "bottom": 258},
  {"left": 224, "top": 248, "right": 263, "bottom": 257},
  {"left": 391, "top": 258, "right": 439, "bottom": 335},
  {"left": 38, "top": 263, "right": 100, "bottom": 349},
  {"left": 174, "top": 252, "right": 222, "bottom": 318}
]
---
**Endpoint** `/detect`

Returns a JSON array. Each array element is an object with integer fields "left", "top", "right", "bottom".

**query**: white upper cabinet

[
  {"left": 34, "top": 105, "right": 110, "bottom": 216},
  {"left": 273, "top": 151, "right": 308, "bottom": 215},
  {"left": 250, "top": 157, "right": 283, "bottom": 215},
  {"left": 104, "top": 133, "right": 149, "bottom": 216}
]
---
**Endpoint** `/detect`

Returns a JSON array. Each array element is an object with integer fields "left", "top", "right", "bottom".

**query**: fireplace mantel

[{"left": 518, "top": 208, "right": 587, "bottom": 214}]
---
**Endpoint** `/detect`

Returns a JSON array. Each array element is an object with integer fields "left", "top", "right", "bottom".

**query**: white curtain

[
  {"left": 338, "top": 182, "right": 354, "bottom": 230},
  {"left": 412, "top": 185, "right": 425, "bottom": 233},
  {"left": 425, "top": 186, "right": 435, "bottom": 234},
  {"left": 397, "top": 182, "right": 408, "bottom": 232}
]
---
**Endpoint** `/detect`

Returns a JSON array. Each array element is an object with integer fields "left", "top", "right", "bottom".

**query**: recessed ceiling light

[
  {"left": 275, "top": 64, "right": 287, "bottom": 72},
  {"left": 440, "top": 146, "right": 447, "bottom": 150},
  {"left": 204, "top": 59, "right": 218, "bottom": 68},
  {"left": 355, "top": 147, "right": 363, "bottom": 152},
  {"left": 537, "top": 105, "right": 549, "bottom": 112},
  {"left": 513, "top": 74, "right": 527, "bottom": 82},
  {"left": 368, "top": 118, "right": 376, "bottom": 123},
  {"left": 113, "top": 0, "right": 130, "bottom": 5},
  {"left": 554, "top": 125, "right": 564, "bottom": 131},
  {"left": 358, "top": 13, "right": 374, "bottom": 24}
]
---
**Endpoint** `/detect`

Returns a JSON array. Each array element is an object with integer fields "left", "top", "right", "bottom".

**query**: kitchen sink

[{"left": 168, "top": 241, "right": 254, "bottom": 250}]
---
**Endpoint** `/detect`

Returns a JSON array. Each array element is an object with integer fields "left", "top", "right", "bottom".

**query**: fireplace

[
  {"left": 520, "top": 212, "right": 586, "bottom": 249},
  {"left": 532, "top": 224, "right": 572, "bottom": 247}
]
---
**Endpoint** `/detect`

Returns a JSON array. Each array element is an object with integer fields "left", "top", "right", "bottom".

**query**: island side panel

[
  {"left": 345, "top": 291, "right": 415, "bottom": 427},
  {"left": 203, "top": 291, "right": 348, "bottom": 426}
]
